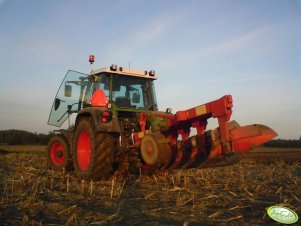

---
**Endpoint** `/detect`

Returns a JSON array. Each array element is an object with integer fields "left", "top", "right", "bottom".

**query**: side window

[
  {"left": 98, "top": 75, "right": 110, "bottom": 99},
  {"left": 48, "top": 70, "right": 90, "bottom": 127},
  {"left": 113, "top": 85, "right": 126, "bottom": 99},
  {"left": 113, "top": 85, "right": 130, "bottom": 107},
  {"left": 130, "top": 84, "right": 144, "bottom": 108},
  {"left": 110, "top": 75, "right": 153, "bottom": 108},
  {"left": 84, "top": 75, "right": 110, "bottom": 104}
]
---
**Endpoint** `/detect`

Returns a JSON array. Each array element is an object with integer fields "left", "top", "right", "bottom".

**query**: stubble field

[{"left": 0, "top": 146, "right": 300, "bottom": 225}]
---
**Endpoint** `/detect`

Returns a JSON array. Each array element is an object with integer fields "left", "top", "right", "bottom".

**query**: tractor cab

[{"left": 48, "top": 65, "right": 158, "bottom": 127}]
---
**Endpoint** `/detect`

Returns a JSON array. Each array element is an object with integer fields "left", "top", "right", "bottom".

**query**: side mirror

[
  {"left": 65, "top": 84, "right": 72, "bottom": 97},
  {"left": 132, "top": 92, "right": 140, "bottom": 103},
  {"left": 165, "top": 108, "right": 172, "bottom": 114},
  {"left": 54, "top": 98, "right": 61, "bottom": 111}
]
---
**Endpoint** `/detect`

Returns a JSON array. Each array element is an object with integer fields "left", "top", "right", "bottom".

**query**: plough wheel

[{"left": 140, "top": 133, "right": 171, "bottom": 168}]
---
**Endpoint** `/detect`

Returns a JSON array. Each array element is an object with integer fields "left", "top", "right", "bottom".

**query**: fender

[
  {"left": 75, "top": 107, "right": 121, "bottom": 133},
  {"left": 54, "top": 129, "right": 73, "bottom": 145}
]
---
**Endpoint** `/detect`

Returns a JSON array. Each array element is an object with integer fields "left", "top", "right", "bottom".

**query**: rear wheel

[
  {"left": 47, "top": 135, "right": 73, "bottom": 171},
  {"left": 72, "top": 117, "right": 117, "bottom": 180}
]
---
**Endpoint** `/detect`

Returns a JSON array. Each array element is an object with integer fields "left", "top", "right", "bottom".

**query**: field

[
  {"left": 0, "top": 146, "right": 300, "bottom": 225},
  {"left": 0, "top": 145, "right": 46, "bottom": 154}
]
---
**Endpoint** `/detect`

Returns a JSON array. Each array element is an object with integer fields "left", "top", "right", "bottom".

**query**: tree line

[
  {"left": 0, "top": 130, "right": 53, "bottom": 145},
  {"left": 0, "top": 129, "right": 300, "bottom": 147},
  {"left": 263, "top": 138, "right": 301, "bottom": 148}
]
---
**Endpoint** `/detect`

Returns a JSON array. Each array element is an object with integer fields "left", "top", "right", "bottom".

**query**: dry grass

[
  {"left": 0, "top": 145, "right": 46, "bottom": 154},
  {"left": 0, "top": 149, "right": 300, "bottom": 225},
  {"left": 251, "top": 146, "right": 301, "bottom": 152}
]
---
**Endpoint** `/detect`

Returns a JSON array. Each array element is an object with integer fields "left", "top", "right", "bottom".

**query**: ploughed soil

[{"left": 0, "top": 150, "right": 300, "bottom": 226}]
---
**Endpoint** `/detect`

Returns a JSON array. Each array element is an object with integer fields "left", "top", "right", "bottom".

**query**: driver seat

[{"left": 115, "top": 97, "right": 131, "bottom": 107}]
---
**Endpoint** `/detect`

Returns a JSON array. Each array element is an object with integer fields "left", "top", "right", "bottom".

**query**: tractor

[{"left": 47, "top": 56, "right": 277, "bottom": 180}]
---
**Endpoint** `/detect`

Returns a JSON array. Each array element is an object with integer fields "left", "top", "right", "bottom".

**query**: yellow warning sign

[{"left": 196, "top": 105, "right": 206, "bottom": 116}]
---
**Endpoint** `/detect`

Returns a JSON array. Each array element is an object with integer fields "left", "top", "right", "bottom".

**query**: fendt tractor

[{"left": 47, "top": 55, "right": 277, "bottom": 180}]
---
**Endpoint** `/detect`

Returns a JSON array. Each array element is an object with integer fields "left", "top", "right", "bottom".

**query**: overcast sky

[{"left": 0, "top": 0, "right": 300, "bottom": 139}]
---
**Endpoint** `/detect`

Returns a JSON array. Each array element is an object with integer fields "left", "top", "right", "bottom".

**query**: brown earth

[{"left": 0, "top": 150, "right": 300, "bottom": 226}]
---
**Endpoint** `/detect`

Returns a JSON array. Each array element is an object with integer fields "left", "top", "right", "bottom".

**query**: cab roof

[{"left": 91, "top": 64, "right": 157, "bottom": 80}]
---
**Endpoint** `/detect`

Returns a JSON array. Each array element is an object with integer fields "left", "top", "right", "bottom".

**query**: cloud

[
  {"left": 204, "top": 71, "right": 275, "bottom": 85},
  {"left": 133, "top": 17, "right": 175, "bottom": 45},
  {"left": 197, "top": 25, "right": 274, "bottom": 57},
  {"left": 157, "top": 23, "right": 288, "bottom": 71},
  {"left": 106, "top": 14, "right": 180, "bottom": 62}
]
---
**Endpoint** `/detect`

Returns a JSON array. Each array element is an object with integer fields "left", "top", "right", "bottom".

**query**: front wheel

[
  {"left": 47, "top": 135, "right": 73, "bottom": 171},
  {"left": 72, "top": 117, "right": 117, "bottom": 180}
]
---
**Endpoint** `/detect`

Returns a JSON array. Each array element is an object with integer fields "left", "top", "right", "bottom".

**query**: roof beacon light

[
  {"left": 149, "top": 70, "right": 155, "bottom": 77},
  {"left": 110, "top": 64, "right": 117, "bottom": 71},
  {"left": 89, "top": 55, "right": 95, "bottom": 64}
]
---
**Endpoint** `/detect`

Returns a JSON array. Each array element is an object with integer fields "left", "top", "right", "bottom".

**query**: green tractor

[{"left": 47, "top": 56, "right": 277, "bottom": 180}]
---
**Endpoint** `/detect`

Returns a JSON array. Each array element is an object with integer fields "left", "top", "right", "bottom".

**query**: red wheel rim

[
  {"left": 50, "top": 142, "right": 65, "bottom": 166},
  {"left": 146, "top": 144, "right": 153, "bottom": 154},
  {"left": 77, "top": 129, "right": 91, "bottom": 171}
]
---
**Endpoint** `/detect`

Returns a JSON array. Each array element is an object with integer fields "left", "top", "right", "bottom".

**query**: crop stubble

[{"left": 0, "top": 149, "right": 300, "bottom": 226}]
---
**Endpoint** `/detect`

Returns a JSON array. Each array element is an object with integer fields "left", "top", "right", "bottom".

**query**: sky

[{"left": 0, "top": 0, "right": 300, "bottom": 139}]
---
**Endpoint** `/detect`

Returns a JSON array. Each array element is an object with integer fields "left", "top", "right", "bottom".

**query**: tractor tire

[
  {"left": 47, "top": 135, "right": 73, "bottom": 171},
  {"left": 72, "top": 117, "right": 116, "bottom": 180}
]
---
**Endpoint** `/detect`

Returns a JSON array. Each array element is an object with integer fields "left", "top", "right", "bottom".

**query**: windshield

[{"left": 112, "top": 75, "right": 157, "bottom": 110}]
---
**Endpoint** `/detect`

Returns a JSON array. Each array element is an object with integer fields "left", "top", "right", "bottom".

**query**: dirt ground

[{"left": 0, "top": 150, "right": 300, "bottom": 226}]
